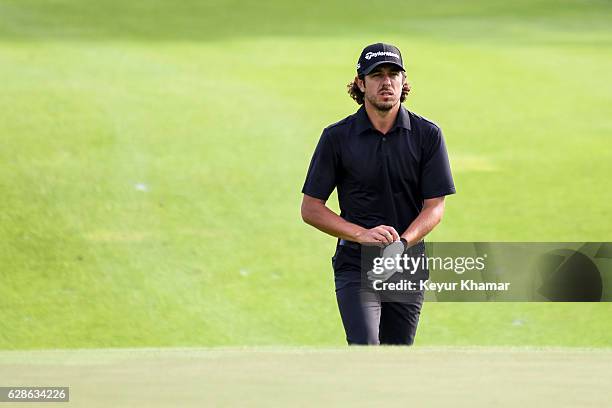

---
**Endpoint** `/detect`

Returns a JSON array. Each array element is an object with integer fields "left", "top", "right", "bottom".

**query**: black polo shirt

[{"left": 302, "top": 104, "right": 455, "bottom": 236}]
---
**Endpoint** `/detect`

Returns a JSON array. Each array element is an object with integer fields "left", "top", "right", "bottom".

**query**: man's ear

[{"left": 355, "top": 76, "right": 365, "bottom": 92}]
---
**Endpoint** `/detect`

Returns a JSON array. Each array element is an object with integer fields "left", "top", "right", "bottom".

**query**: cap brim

[{"left": 361, "top": 61, "right": 405, "bottom": 76}]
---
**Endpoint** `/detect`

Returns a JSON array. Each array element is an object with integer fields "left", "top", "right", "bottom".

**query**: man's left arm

[{"left": 400, "top": 197, "right": 446, "bottom": 247}]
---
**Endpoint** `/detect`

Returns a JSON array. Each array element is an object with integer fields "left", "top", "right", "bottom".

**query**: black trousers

[
  {"left": 332, "top": 244, "right": 424, "bottom": 346},
  {"left": 336, "top": 283, "right": 423, "bottom": 345}
]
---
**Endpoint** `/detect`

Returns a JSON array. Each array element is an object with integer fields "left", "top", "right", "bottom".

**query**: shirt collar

[
  {"left": 394, "top": 105, "right": 412, "bottom": 131},
  {"left": 354, "top": 104, "right": 411, "bottom": 135}
]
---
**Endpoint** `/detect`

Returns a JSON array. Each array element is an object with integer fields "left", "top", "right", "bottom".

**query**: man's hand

[
  {"left": 366, "top": 240, "right": 406, "bottom": 282},
  {"left": 301, "top": 194, "right": 401, "bottom": 245},
  {"left": 355, "top": 225, "right": 400, "bottom": 245}
]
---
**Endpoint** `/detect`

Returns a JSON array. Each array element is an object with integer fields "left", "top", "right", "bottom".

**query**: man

[{"left": 301, "top": 43, "right": 456, "bottom": 345}]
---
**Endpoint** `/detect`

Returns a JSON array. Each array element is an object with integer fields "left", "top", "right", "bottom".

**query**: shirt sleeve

[
  {"left": 301, "top": 129, "right": 339, "bottom": 200},
  {"left": 420, "top": 126, "right": 456, "bottom": 199}
]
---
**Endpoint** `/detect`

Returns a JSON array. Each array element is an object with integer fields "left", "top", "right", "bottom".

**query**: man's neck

[{"left": 364, "top": 101, "right": 400, "bottom": 135}]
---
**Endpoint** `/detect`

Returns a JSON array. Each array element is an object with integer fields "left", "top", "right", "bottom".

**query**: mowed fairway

[
  {"left": 1, "top": 0, "right": 612, "bottom": 350},
  {"left": 1, "top": 347, "right": 611, "bottom": 407}
]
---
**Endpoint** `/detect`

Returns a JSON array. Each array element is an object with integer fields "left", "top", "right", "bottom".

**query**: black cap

[{"left": 356, "top": 43, "right": 405, "bottom": 77}]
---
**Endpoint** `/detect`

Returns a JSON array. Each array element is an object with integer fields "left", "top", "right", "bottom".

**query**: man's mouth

[{"left": 379, "top": 90, "right": 394, "bottom": 96}]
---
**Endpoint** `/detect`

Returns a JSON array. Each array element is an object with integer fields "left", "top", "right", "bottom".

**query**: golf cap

[{"left": 356, "top": 43, "right": 405, "bottom": 77}]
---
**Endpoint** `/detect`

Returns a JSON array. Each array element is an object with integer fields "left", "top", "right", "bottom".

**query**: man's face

[{"left": 358, "top": 64, "right": 405, "bottom": 112}]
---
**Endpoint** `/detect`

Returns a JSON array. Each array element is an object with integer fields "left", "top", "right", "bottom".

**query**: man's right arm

[{"left": 300, "top": 194, "right": 399, "bottom": 244}]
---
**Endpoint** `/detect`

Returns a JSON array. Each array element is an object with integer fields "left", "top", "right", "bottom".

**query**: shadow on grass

[{"left": 0, "top": 0, "right": 611, "bottom": 42}]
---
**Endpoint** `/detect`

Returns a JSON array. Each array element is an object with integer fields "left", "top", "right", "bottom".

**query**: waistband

[
  {"left": 338, "top": 239, "right": 361, "bottom": 250},
  {"left": 339, "top": 239, "right": 426, "bottom": 252}
]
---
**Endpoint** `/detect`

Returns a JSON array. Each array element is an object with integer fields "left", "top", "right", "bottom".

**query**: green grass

[
  {"left": 0, "top": 0, "right": 611, "bottom": 349},
  {"left": 1, "top": 347, "right": 611, "bottom": 407}
]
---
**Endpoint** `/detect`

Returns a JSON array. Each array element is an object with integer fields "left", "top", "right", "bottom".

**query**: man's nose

[{"left": 381, "top": 74, "right": 392, "bottom": 85}]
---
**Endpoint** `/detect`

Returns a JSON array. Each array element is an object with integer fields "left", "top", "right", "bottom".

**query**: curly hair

[{"left": 347, "top": 76, "right": 412, "bottom": 105}]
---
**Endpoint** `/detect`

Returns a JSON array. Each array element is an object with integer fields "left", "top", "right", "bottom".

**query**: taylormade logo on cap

[
  {"left": 365, "top": 51, "right": 400, "bottom": 60},
  {"left": 357, "top": 43, "right": 405, "bottom": 77}
]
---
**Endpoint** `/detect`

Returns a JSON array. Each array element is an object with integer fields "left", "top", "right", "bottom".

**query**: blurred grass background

[{"left": 0, "top": 0, "right": 611, "bottom": 349}]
